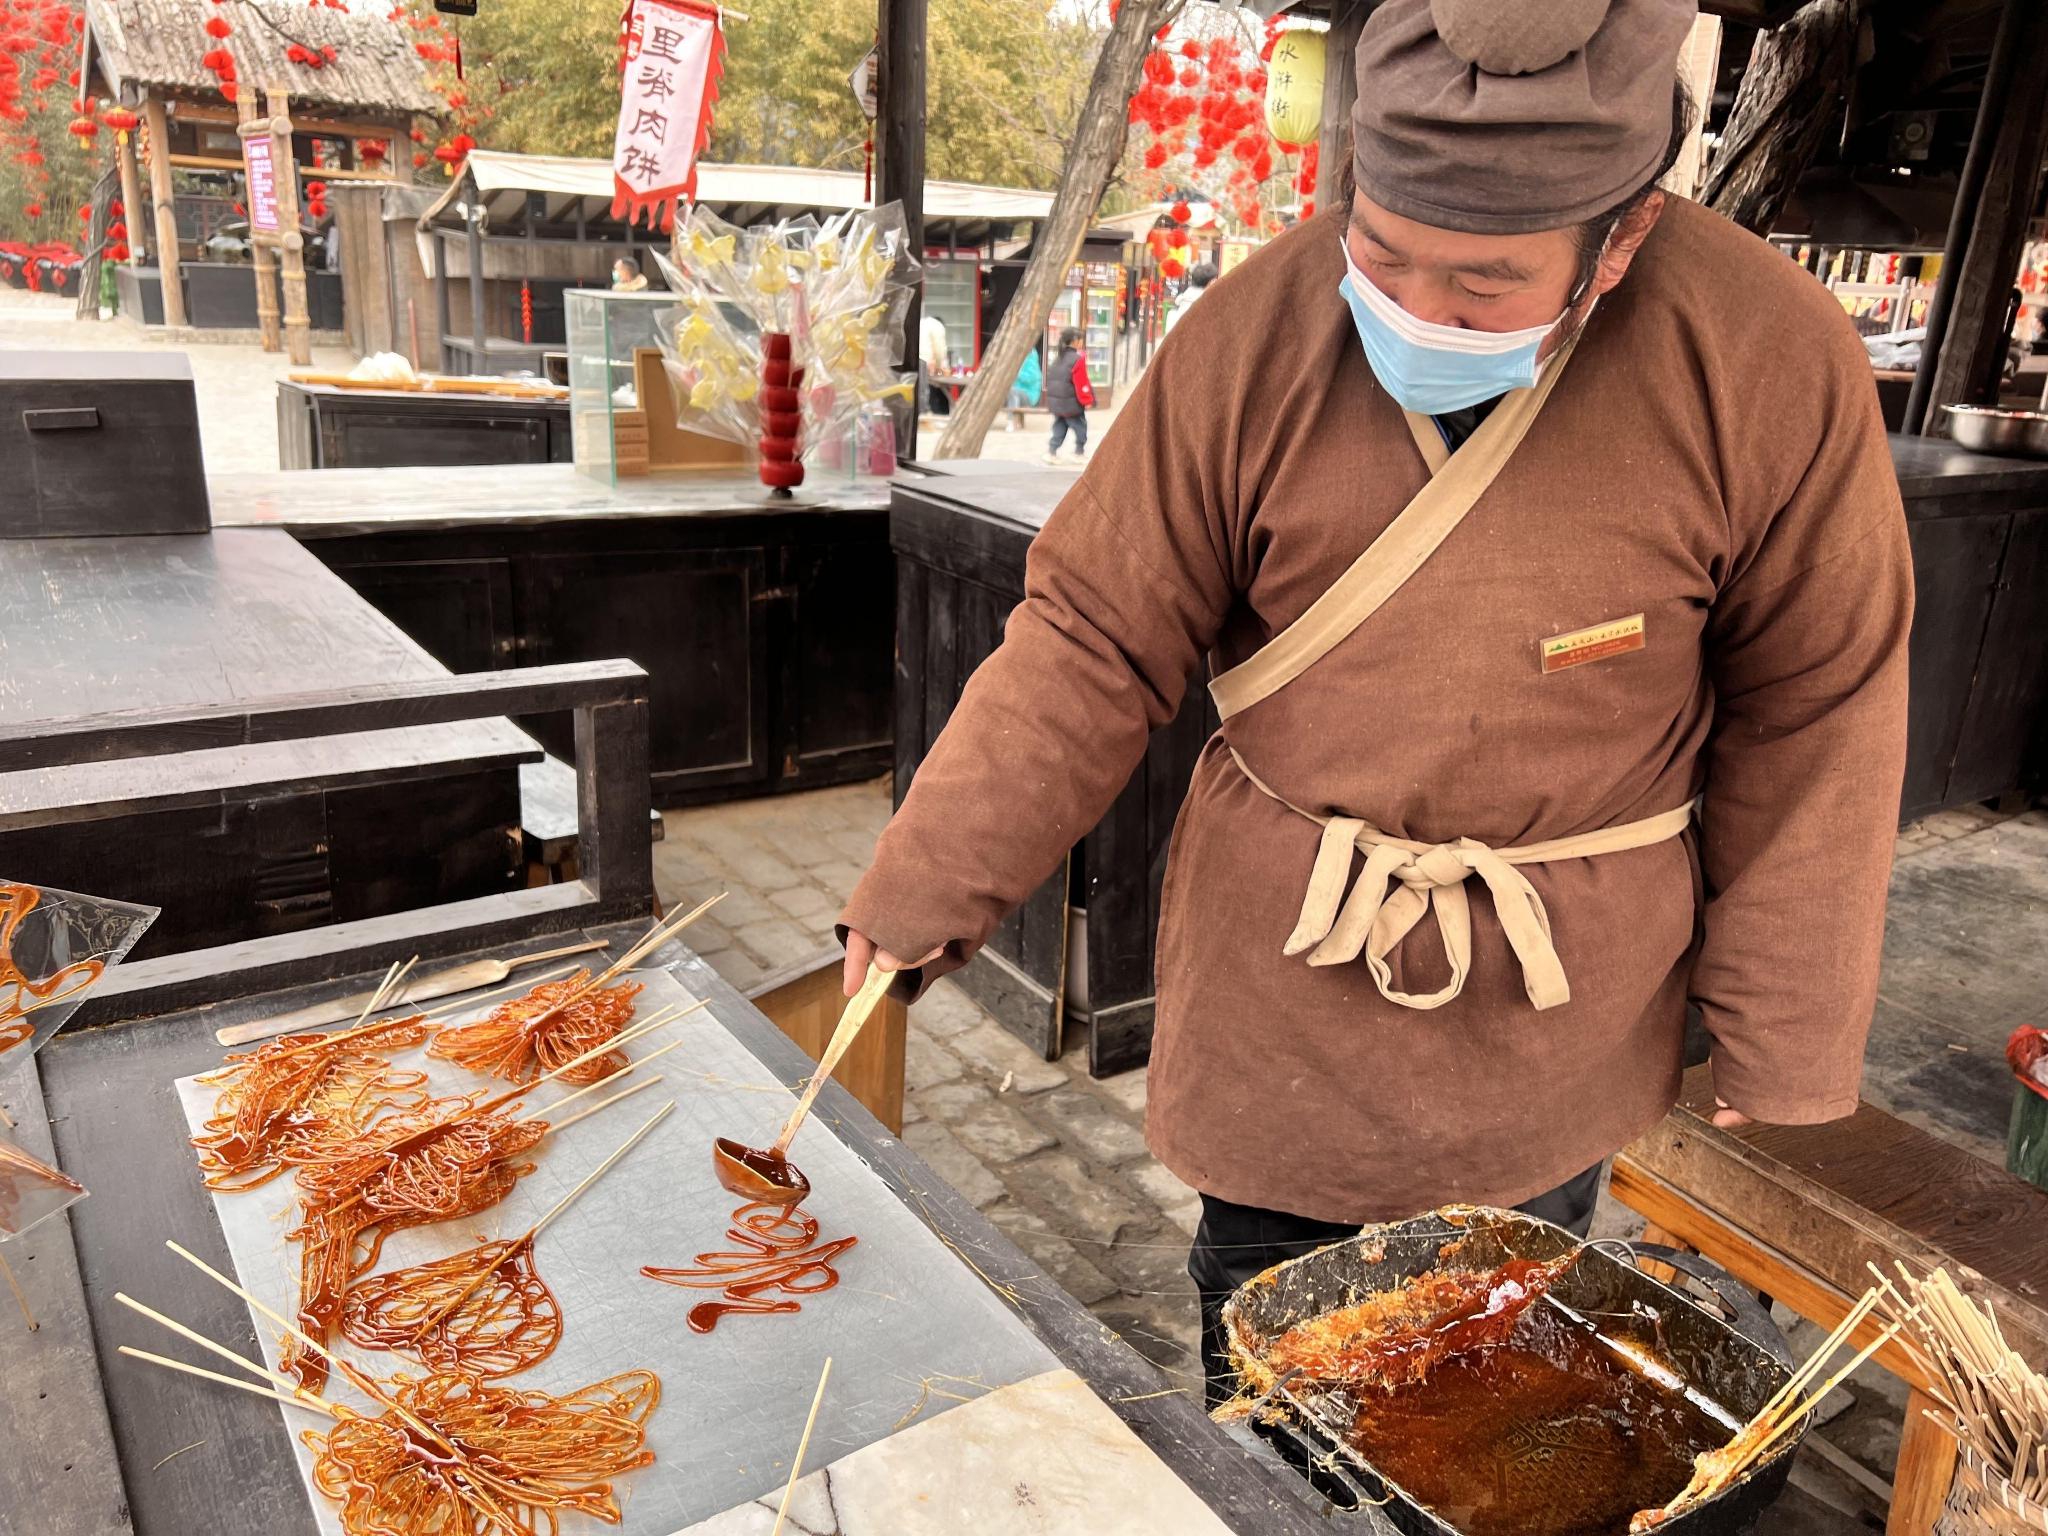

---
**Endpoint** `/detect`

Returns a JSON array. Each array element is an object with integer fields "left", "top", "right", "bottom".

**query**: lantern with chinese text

[{"left": 1263, "top": 28, "right": 1323, "bottom": 147}]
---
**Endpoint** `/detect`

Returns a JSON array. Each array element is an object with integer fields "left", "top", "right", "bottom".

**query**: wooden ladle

[{"left": 714, "top": 962, "right": 899, "bottom": 1205}]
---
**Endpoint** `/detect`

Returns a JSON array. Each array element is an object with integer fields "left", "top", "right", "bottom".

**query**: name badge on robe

[{"left": 1541, "top": 613, "right": 1646, "bottom": 674}]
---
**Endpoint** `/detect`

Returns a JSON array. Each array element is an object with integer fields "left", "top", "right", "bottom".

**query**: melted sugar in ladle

[{"left": 714, "top": 961, "right": 900, "bottom": 1205}]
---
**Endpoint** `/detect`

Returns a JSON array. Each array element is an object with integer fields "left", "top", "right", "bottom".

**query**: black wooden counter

[
  {"left": 893, "top": 445, "right": 2048, "bottom": 1073},
  {"left": 276, "top": 381, "right": 572, "bottom": 471},
  {"left": 0, "top": 529, "right": 535, "bottom": 961},
  {"left": 0, "top": 923, "right": 1333, "bottom": 1536},
  {"left": 1887, "top": 437, "right": 2048, "bottom": 818},
  {"left": 213, "top": 467, "right": 897, "bottom": 808}
]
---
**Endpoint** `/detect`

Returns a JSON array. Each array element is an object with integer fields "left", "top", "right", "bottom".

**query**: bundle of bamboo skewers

[
  {"left": 1877, "top": 1264, "right": 2048, "bottom": 1533},
  {"left": 1632, "top": 1279, "right": 1922, "bottom": 1530}
]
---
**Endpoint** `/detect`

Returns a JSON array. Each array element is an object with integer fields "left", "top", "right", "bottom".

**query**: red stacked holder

[{"left": 759, "top": 331, "right": 805, "bottom": 492}]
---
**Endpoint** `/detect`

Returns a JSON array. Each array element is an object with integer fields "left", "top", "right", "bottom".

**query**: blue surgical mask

[{"left": 1339, "top": 243, "right": 1583, "bottom": 416}]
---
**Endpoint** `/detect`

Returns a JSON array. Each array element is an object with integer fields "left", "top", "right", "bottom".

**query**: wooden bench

[{"left": 1611, "top": 1065, "right": 2048, "bottom": 1536}]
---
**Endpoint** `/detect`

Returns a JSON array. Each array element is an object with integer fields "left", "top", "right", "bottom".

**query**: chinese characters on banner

[
  {"left": 243, "top": 135, "right": 280, "bottom": 234},
  {"left": 611, "top": 0, "right": 725, "bottom": 230}
]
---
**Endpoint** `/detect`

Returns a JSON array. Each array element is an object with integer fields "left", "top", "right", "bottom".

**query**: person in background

[
  {"left": 1007, "top": 345, "right": 1043, "bottom": 432},
  {"left": 321, "top": 218, "right": 341, "bottom": 272},
  {"left": 1043, "top": 326, "right": 1094, "bottom": 464},
  {"left": 1166, "top": 260, "right": 1218, "bottom": 335},
  {"left": 611, "top": 257, "right": 648, "bottom": 292},
  {"left": 920, "top": 309, "right": 952, "bottom": 417}
]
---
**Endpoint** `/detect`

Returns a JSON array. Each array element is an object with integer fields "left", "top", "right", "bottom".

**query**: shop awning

[{"left": 421, "top": 152, "right": 1076, "bottom": 248}]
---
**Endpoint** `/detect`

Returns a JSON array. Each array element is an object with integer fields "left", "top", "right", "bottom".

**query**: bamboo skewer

[
  {"left": 162, "top": 1237, "right": 523, "bottom": 1535},
  {"left": 119, "top": 1345, "right": 340, "bottom": 1416},
  {"left": 116, "top": 1291, "right": 315, "bottom": 1401},
  {"left": 530, "top": 1102, "right": 674, "bottom": 1239},
  {"left": 1, "top": 1251, "right": 36, "bottom": 1331},
  {"left": 1631, "top": 1280, "right": 1915, "bottom": 1530},
  {"left": 245, "top": 959, "right": 590, "bottom": 1061},
  {"left": 478, "top": 1001, "right": 701, "bottom": 1118},
  {"left": 1878, "top": 1262, "right": 2048, "bottom": 1513},
  {"left": 515, "top": 1034, "right": 689, "bottom": 1125},
  {"left": 770, "top": 1356, "right": 833, "bottom": 1536},
  {"left": 496, "top": 896, "right": 725, "bottom": 1048},
  {"left": 404, "top": 1104, "right": 675, "bottom": 1344},
  {"left": 542, "top": 1076, "right": 663, "bottom": 1135}
]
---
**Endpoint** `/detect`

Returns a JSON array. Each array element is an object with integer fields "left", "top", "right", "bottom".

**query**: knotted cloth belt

[{"left": 1230, "top": 747, "right": 1695, "bottom": 1012}]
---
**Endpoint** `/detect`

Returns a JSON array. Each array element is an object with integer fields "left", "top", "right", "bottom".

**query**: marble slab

[
  {"left": 671, "top": 1367, "right": 1241, "bottom": 1536},
  {"left": 171, "top": 965, "right": 1060, "bottom": 1534}
]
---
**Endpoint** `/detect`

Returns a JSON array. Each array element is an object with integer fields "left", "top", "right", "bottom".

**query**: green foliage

[{"left": 457, "top": 0, "right": 1102, "bottom": 190}]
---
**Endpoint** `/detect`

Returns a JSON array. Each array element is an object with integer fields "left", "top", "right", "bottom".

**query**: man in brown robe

[{"left": 840, "top": 0, "right": 1913, "bottom": 1398}]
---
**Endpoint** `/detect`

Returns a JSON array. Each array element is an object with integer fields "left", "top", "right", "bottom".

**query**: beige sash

[
  {"left": 1208, "top": 334, "right": 1579, "bottom": 722},
  {"left": 1208, "top": 338, "right": 1694, "bottom": 1012}
]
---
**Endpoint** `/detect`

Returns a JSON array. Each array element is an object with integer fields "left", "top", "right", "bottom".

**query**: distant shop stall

[
  {"left": 401, "top": 152, "right": 1136, "bottom": 397},
  {"left": 79, "top": 0, "right": 436, "bottom": 340}
]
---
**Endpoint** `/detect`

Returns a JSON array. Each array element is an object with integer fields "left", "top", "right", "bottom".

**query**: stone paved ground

[
  {"left": 659, "top": 780, "right": 2039, "bottom": 1532},
  {"left": 0, "top": 286, "right": 356, "bottom": 473}
]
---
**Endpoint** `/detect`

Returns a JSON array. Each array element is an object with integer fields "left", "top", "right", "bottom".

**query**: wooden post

[
  {"left": 1665, "top": 15, "right": 1724, "bottom": 198},
  {"left": 877, "top": 0, "right": 927, "bottom": 458},
  {"left": 236, "top": 86, "right": 282, "bottom": 353},
  {"left": 114, "top": 120, "right": 145, "bottom": 268},
  {"left": 435, "top": 229, "right": 453, "bottom": 372},
  {"left": 1914, "top": 0, "right": 2048, "bottom": 431},
  {"left": 267, "top": 88, "right": 312, "bottom": 366},
  {"left": 1315, "top": 1, "right": 1371, "bottom": 211},
  {"left": 466, "top": 196, "right": 488, "bottom": 375},
  {"left": 142, "top": 96, "right": 186, "bottom": 327}
]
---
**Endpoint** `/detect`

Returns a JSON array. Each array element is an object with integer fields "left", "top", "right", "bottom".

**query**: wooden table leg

[{"left": 1887, "top": 1389, "right": 1958, "bottom": 1536}]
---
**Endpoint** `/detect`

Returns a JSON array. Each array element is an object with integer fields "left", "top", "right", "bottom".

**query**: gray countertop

[
  {"left": 210, "top": 464, "right": 894, "bottom": 537},
  {"left": 0, "top": 528, "right": 536, "bottom": 820}
]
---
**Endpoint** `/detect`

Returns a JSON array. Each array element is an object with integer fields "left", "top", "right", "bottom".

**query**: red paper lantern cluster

[{"left": 1127, "top": 25, "right": 1298, "bottom": 236}]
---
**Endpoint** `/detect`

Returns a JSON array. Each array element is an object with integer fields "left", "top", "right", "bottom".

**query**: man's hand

[
  {"left": 1711, "top": 1098, "right": 1753, "bottom": 1130},
  {"left": 842, "top": 929, "right": 944, "bottom": 997}
]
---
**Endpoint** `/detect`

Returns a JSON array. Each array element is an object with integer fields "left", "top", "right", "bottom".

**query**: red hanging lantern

[
  {"left": 412, "top": 151, "right": 428, "bottom": 168},
  {"left": 1159, "top": 256, "right": 1185, "bottom": 280},
  {"left": 102, "top": 105, "right": 139, "bottom": 132},
  {"left": 1169, "top": 200, "right": 1192, "bottom": 225},
  {"left": 108, "top": 241, "right": 130, "bottom": 261},
  {"left": 107, "top": 219, "right": 127, "bottom": 239},
  {"left": 203, "top": 14, "right": 231, "bottom": 37},
  {"left": 1142, "top": 141, "right": 1167, "bottom": 172},
  {"left": 359, "top": 138, "right": 388, "bottom": 163},
  {"left": 66, "top": 114, "right": 96, "bottom": 139},
  {"left": 22, "top": 201, "right": 41, "bottom": 218}
]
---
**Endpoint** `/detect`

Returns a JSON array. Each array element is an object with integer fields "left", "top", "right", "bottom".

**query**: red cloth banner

[{"left": 612, "top": 0, "right": 724, "bottom": 231}]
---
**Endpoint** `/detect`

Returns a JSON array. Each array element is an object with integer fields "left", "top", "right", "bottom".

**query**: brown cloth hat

[{"left": 1351, "top": 0, "right": 1697, "bottom": 235}]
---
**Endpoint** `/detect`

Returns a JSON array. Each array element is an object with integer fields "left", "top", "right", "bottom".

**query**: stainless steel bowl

[{"left": 1944, "top": 404, "right": 2048, "bottom": 459}]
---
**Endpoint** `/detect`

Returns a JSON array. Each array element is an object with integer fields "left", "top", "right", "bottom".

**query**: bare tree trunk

[
  {"left": 1702, "top": 0, "right": 1866, "bottom": 235},
  {"left": 932, "top": 0, "right": 1186, "bottom": 459}
]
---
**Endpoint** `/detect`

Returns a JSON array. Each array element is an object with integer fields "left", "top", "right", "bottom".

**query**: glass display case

[
  {"left": 921, "top": 259, "right": 981, "bottom": 371},
  {"left": 1045, "top": 261, "right": 1121, "bottom": 406},
  {"left": 565, "top": 287, "right": 680, "bottom": 484}
]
